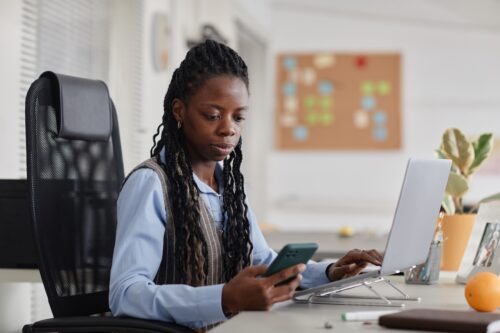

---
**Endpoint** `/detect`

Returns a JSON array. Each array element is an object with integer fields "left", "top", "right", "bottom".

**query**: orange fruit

[{"left": 465, "top": 272, "right": 500, "bottom": 312}]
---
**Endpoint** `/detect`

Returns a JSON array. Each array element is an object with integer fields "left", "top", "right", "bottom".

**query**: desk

[
  {"left": 211, "top": 274, "right": 467, "bottom": 333},
  {"left": 264, "top": 231, "right": 388, "bottom": 260},
  {"left": 0, "top": 269, "right": 49, "bottom": 333},
  {"left": 0, "top": 269, "right": 41, "bottom": 283}
]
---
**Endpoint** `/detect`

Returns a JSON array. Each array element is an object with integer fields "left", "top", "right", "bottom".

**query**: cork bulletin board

[{"left": 275, "top": 53, "right": 401, "bottom": 150}]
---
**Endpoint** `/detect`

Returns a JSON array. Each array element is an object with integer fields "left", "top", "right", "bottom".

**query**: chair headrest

[{"left": 40, "top": 71, "right": 112, "bottom": 142}]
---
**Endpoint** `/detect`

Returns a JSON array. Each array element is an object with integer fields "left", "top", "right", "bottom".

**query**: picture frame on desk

[{"left": 457, "top": 202, "right": 500, "bottom": 284}]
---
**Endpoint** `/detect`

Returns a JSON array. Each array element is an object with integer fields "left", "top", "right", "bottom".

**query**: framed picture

[{"left": 457, "top": 202, "right": 500, "bottom": 284}]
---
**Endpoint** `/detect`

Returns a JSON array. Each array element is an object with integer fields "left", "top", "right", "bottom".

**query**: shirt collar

[
  {"left": 192, "top": 164, "right": 224, "bottom": 195},
  {"left": 160, "top": 147, "right": 224, "bottom": 196}
]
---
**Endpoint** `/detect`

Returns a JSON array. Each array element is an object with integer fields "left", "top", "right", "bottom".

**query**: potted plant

[{"left": 435, "top": 128, "right": 500, "bottom": 270}]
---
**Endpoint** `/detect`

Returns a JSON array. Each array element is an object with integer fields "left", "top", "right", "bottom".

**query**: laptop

[{"left": 294, "top": 158, "right": 452, "bottom": 298}]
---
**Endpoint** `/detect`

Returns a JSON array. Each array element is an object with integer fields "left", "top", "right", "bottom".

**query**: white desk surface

[
  {"left": 0, "top": 269, "right": 41, "bottom": 283},
  {"left": 211, "top": 274, "right": 469, "bottom": 333}
]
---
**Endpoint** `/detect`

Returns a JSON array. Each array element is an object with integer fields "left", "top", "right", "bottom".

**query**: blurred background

[{"left": 1, "top": 0, "right": 500, "bottom": 331}]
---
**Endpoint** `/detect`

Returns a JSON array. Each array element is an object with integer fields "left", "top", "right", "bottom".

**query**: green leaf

[
  {"left": 478, "top": 192, "right": 500, "bottom": 205},
  {"left": 442, "top": 195, "right": 456, "bottom": 215},
  {"left": 442, "top": 128, "right": 474, "bottom": 175},
  {"left": 434, "top": 148, "right": 448, "bottom": 159},
  {"left": 468, "top": 133, "right": 493, "bottom": 175},
  {"left": 435, "top": 146, "right": 458, "bottom": 173},
  {"left": 445, "top": 171, "right": 469, "bottom": 198}
]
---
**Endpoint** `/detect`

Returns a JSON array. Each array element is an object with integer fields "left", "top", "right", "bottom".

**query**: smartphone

[{"left": 263, "top": 243, "right": 318, "bottom": 286}]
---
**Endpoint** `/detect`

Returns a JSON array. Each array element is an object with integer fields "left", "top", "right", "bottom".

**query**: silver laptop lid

[
  {"left": 294, "top": 158, "right": 451, "bottom": 299},
  {"left": 379, "top": 158, "right": 451, "bottom": 276}
]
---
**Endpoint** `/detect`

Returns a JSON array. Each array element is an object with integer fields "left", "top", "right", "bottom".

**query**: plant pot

[{"left": 441, "top": 214, "right": 476, "bottom": 271}]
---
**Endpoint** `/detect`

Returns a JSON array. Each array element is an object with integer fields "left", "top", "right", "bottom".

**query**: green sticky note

[
  {"left": 378, "top": 81, "right": 391, "bottom": 95},
  {"left": 321, "top": 97, "right": 332, "bottom": 110},
  {"left": 361, "top": 81, "right": 374, "bottom": 95},
  {"left": 304, "top": 95, "right": 316, "bottom": 109},
  {"left": 321, "top": 113, "right": 334, "bottom": 125},
  {"left": 306, "top": 113, "right": 319, "bottom": 125}
]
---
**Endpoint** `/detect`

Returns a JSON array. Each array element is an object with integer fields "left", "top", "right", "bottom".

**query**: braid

[
  {"left": 222, "top": 140, "right": 253, "bottom": 281},
  {"left": 151, "top": 40, "right": 252, "bottom": 284}
]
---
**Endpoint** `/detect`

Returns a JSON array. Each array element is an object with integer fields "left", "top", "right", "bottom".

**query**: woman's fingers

[
  {"left": 328, "top": 264, "right": 354, "bottom": 280},
  {"left": 264, "top": 263, "right": 305, "bottom": 287},
  {"left": 366, "top": 249, "right": 384, "bottom": 262},
  {"left": 270, "top": 274, "right": 302, "bottom": 302},
  {"left": 357, "top": 250, "right": 382, "bottom": 266},
  {"left": 337, "top": 249, "right": 382, "bottom": 266},
  {"left": 329, "top": 261, "right": 369, "bottom": 280},
  {"left": 242, "top": 265, "right": 269, "bottom": 277}
]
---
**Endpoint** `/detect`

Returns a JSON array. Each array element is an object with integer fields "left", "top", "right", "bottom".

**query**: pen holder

[{"left": 405, "top": 242, "right": 442, "bottom": 284}]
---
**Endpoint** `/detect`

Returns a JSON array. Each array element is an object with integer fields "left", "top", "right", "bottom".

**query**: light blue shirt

[{"left": 110, "top": 157, "right": 331, "bottom": 328}]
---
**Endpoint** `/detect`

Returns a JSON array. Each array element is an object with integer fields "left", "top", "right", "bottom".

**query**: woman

[{"left": 109, "top": 39, "right": 382, "bottom": 329}]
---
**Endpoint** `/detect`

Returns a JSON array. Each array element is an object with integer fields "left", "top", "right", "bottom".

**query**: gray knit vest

[
  {"left": 124, "top": 158, "right": 226, "bottom": 331},
  {"left": 125, "top": 157, "right": 225, "bottom": 287}
]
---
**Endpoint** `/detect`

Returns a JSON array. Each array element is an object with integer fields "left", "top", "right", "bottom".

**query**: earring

[{"left": 177, "top": 121, "right": 182, "bottom": 129}]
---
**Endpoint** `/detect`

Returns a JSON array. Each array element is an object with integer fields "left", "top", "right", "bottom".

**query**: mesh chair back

[{"left": 25, "top": 72, "right": 124, "bottom": 317}]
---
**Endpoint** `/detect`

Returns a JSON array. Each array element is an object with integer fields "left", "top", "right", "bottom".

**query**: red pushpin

[{"left": 355, "top": 56, "right": 367, "bottom": 69}]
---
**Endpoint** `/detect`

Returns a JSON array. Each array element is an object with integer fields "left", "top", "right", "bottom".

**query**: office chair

[{"left": 23, "top": 71, "right": 195, "bottom": 333}]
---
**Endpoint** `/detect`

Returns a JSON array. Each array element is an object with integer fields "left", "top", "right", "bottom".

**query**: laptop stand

[{"left": 293, "top": 276, "right": 420, "bottom": 307}]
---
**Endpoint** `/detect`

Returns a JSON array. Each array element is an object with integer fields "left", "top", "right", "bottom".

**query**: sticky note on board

[
  {"left": 361, "top": 81, "right": 375, "bottom": 95},
  {"left": 293, "top": 126, "right": 308, "bottom": 141},
  {"left": 301, "top": 68, "right": 317, "bottom": 86},
  {"left": 321, "top": 112, "right": 334, "bottom": 125},
  {"left": 318, "top": 80, "right": 334, "bottom": 95},
  {"left": 284, "top": 96, "right": 298, "bottom": 113},
  {"left": 283, "top": 57, "right": 297, "bottom": 70},
  {"left": 373, "top": 111, "right": 387, "bottom": 125},
  {"left": 373, "top": 127, "right": 388, "bottom": 141},
  {"left": 306, "top": 113, "right": 319, "bottom": 125},
  {"left": 281, "top": 114, "right": 298, "bottom": 127},
  {"left": 313, "top": 54, "right": 335, "bottom": 69},
  {"left": 283, "top": 82, "right": 296, "bottom": 96},
  {"left": 304, "top": 95, "right": 316, "bottom": 109},
  {"left": 320, "top": 96, "right": 332, "bottom": 110},
  {"left": 377, "top": 81, "right": 391, "bottom": 95},
  {"left": 361, "top": 96, "right": 376, "bottom": 110},
  {"left": 354, "top": 110, "right": 369, "bottom": 129}
]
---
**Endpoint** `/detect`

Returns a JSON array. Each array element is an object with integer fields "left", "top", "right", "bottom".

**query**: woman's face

[{"left": 173, "top": 75, "right": 249, "bottom": 164}]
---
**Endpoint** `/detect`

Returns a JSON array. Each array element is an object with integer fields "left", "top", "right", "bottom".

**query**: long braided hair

[{"left": 150, "top": 40, "right": 253, "bottom": 285}]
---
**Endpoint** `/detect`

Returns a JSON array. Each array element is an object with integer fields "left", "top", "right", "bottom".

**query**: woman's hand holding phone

[
  {"left": 222, "top": 243, "right": 316, "bottom": 315},
  {"left": 221, "top": 263, "right": 305, "bottom": 316}
]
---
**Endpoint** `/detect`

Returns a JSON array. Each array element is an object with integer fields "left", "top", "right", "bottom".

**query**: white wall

[
  {"left": 0, "top": 0, "right": 23, "bottom": 178},
  {"left": 235, "top": 0, "right": 272, "bottom": 40},
  {"left": 0, "top": 2, "right": 36, "bottom": 330},
  {"left": 267, "top": 0, "right": 500, "bottom": 231},
  {"left": 1, "top": 0, "right": 499, "bottom": 237}
]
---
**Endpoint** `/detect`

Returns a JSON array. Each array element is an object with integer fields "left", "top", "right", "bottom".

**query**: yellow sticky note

[{"left": 313, "top": 54, "right": 335, "bottom": 69}]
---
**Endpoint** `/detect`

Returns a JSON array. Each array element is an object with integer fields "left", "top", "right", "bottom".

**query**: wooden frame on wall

[{"left": 275, "top": 52, "right": 401, "bottom": 150}]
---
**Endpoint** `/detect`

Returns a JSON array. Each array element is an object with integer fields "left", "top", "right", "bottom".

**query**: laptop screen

[
  {"left": 379, "top": 158, "right": 451, "bottom": 276},
  {"left": 294, "top": 158, "right": 451, "bottom": 298}
]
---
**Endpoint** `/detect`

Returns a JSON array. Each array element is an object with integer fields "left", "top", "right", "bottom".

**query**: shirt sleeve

[
  {"left": 246, "top": 203, "right": 332, "bottom": 289},
  {"left": 109, "top": 169, "right": 227, "bottom": 328}
]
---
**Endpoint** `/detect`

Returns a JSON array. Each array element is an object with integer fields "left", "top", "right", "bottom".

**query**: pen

[{"left": 341, "top": 310, "right": 399, "bottom": 321}]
